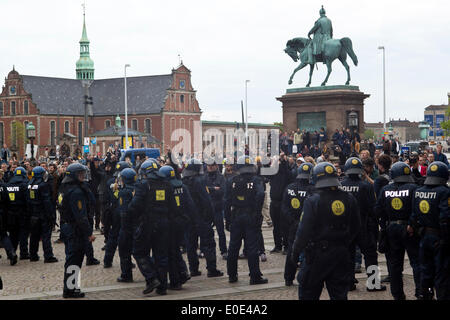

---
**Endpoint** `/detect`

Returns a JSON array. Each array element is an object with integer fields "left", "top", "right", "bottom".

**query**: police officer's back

[
  {"left": 409, "top": 161, "right": 450, "bottom": 300},
  {"left": 291, "top": 162, "right": 360, "bottom": 300}
]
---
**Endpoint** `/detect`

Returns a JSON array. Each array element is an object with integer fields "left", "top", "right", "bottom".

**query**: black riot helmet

[
  {"left": 182, "top": 158, "right": 204, "bottom": 177},
  {"left": 344, "top": 157, "right": 363, "bottom": 175},
  {"left": 236, "top": 155, "right": 256, "bottom": 174},
  {"left": 390, "top": 162, "right": 414, "bottom": 183},
  {"left": 63, "top": 163, "right": 87, "bottom": 184},
  {"left": 296, "top": 162, "right": 313, "bottom": 180},
  {"left": 424, "top": 161, "right": 449, "bottom": 186},
  {"left": 114, "top": 161, "right": 131, "bottom": 177},
  {"left": 312, "top": 162, "right": 341, "bottom": 189}
]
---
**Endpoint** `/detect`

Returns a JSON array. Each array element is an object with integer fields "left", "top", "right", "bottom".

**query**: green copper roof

[{"left": 80, "top": 13, "right": 89, "bottom": 43}]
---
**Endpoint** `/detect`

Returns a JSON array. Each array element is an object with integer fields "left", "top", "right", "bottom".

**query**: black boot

[
  {"left": 9, "top": 253, "right": 18, "bottom": 266},
  {"left": 63, "top": 289, "right": 85, "bottom": 299},
  {"left": 117, "top": 276, "right": 133, "bottom": 283},
  {"left": 143, "top": 278, "right": 161, "bottom": 294},
  {"left": 44, "top": 256, "right": 58, "bottom": 263},
  {"left": 86, "top": 258, "right": 100, "bottom": 266},
  {"left": 207, "top": 269, "right": 224, "bottom": 278},
  {"left": 250, "top": 277, "right": 268, "bottom": 285}
]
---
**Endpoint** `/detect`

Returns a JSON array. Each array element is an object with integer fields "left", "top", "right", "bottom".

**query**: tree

[
  {"left": 440, "top": 106, "right": 450, "bottom": 137},
  {"left": 9, "top": 121, "right": 25, "bottom": 153},
  {"left": 364, "top": 129, "right": 375, "bottom": 140},
  {"left": 273, "top": 122, "right": 284, "bottom": 132}
]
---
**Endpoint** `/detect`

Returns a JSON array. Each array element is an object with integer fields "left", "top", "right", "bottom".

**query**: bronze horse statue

[{"left": 284, "top": 37, "right": 358, "bottom": 87}]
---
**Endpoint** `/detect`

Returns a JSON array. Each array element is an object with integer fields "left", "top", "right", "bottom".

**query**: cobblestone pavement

[{"left": 0, "top": 217, "right": 416, "bottom": 300}]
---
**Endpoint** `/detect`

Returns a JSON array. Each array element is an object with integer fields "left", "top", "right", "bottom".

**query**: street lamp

[
  {"left": 378, "top": 46, "right": 386, "bottom": 135},
  {"left": 245, "top": 80, "right": 250, "bottom": 144},
  {"left": 124, "top": 64, "right": 131, "bottom": 149},
  {"left": 348, "top": 110, "right": 358, "bottom": 139},
  {"left": 26, "top": 121, "right": 36, "bottom": 161}
]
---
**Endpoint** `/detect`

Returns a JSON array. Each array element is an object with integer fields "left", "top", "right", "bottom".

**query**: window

[
  {"left": 0, "top": 102, "right": 3, "bottom": 115},
  {"left": 180, "top": 94, "right": 184, "bottom": 103},
  {"left": 64, "top": 121, "right": 70, "bottom": 133},
  {"left": 50, "top": 121, "right": 56, "bottom": 146},
  {"left": 11, "top": 121, "right": 17, "bottom": 147},
  {"left": 0, "top": 122, "right": 3, "bottom": 146},
  {"left": 78, "top": 122, "right": 83, "bottom": 145},
  {"left": 170, "top": 118, "right": 176, "bottom": 133},
  {"left": 180, "top": 118, "right": 185, "bottom": 129},
  {"left": 24, "top": 100, "right": 29, "bottom": 115},
  {"left": 11, "top": 101, "right": 16, "bottom": 115},
  {"left": 145, "top": 119, "right": 152, "bottom": 134},
  {"left": 121, "top": 120, "right": 124, "bottom": 127},
  {"left": 132, "top": 119, "right": 138, "bottom": 131},
  {"left": 105, "top": 120, "right": 111, "bottom": 128}
]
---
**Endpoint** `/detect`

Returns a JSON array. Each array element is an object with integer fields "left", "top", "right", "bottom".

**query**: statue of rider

[{"left": 307, "top": 6, "right": 333, "bottom": 64}]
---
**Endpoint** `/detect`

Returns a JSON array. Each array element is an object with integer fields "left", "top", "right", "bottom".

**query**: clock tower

[{"left": 76, "top": 5, "right": 94, "bottom": 80}]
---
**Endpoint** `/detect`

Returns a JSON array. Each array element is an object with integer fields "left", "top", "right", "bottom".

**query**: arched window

[
  {"left": 64, "top": 121, "right": 70, "bottom": 133},
  {"left": 180, "top": 94, "right": 184, "bottom": 104},
  {"left": 24, "top": 100, "right": 29, "bottom": 114},
  {"left": 170, "top": 118, "right": 176, "bottom": 133},
  {"left": 105, "top": 120, "right": 111, "bottom": 128},
  {"left": 11, "top": 101, "right": 16, "bottom": 115},
  {"left": 78, "top": 122, "right": 83, "bottom": 145},
  {"left": 0, "top": 101, "right": 3, "bottom": 115},
  {"left": 145, "top": 119, "right": 152, "bottom": 134},
  {"left": 180, "top": 118, "right": 185, "bottom": 130},
  {"left": 50, "top": 121, "right": 56, "bottom": 146},
  {"left": 132, "top": 119, "right": 138, "bottom": 130}
]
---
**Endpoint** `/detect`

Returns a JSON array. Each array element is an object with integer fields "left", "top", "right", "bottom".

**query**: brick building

[{"left": 0, "top": 11, "right": 201, "bottom": 159}]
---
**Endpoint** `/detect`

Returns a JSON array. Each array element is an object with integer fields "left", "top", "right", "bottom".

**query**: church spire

[{"left": 76, "top": 2, "right": 94, "bottom": 80}]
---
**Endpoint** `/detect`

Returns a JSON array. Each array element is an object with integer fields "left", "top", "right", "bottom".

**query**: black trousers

[{"left": 270, "top": 200, "right": 288, "bottom": 249}]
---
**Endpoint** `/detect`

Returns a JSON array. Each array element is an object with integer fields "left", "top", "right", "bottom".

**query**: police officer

[
  {"left": 128, "top": 159, "right": 177, "bottom": 295},
  {"left": 0, "top": 171, "right": 17, "bottom": 265},
  {"left": 225, "top": 155, "right": 268, "bottom": 285},
  {"left": 291, "top": 162, "right": 361, "bottom": 300},
  {"left": 117, "top": 168, "right": 137, "bottom": 282},
  {"left": 82, "top": 166, "right": 100, "bottom": 266},
  {"left": 182, "top": 158, "right": 224, "bottom": 278},
  {"left": 59, "top": 163, "right": 96, "bottom": 298},
  {"left": 159, "top": 165, "right": 196, "bottom": 289},
  {"left": 205, "top": 161, "right": 227, "bottom": 259},
  {"left": 6, "top": 167, "right": 30, "bottom": 260},
  {"left": 282, "top": 162, "right": 314, "bottom": 286},
  {"left": 103, "top": 161, "right": 131, "bottom": 268},
  {"left": 341, "top": 157, "right": 386, "bottom": 292},
  {"left": 27, "top": 166, "right": 58, "bottom": 263},
  {"left": 375, "top": 161, "right": 421, "bottom": 300},
  {"left": 409, "top": 161, "right": 450, "bottom": 300}
]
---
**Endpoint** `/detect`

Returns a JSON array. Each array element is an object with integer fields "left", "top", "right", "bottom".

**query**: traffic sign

[{"left": 84, "top": 137, "right": 90, "bottom": 146}]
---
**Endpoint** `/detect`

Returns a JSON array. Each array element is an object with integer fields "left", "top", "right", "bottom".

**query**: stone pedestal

[{"left": 277, "top": 85, "right": 370, "bottom": 138}]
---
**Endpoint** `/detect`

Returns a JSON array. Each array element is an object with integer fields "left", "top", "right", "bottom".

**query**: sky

[{"left": 1, "top": 0, "right": 449, "bottom": 125}]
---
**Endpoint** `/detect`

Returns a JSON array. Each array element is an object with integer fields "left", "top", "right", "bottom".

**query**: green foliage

[
  {"left": 273, "top": 122, "right": 284, "bottom": 132},
  {"left": 9, "top": 121, "right": 25, "bottom": 150},
  {"left": 364, "top": 129, "right": 375, "bottom": 139}
]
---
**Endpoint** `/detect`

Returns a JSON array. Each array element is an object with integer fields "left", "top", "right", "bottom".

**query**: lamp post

[
  {"left": 348, "top": 110, "right": 358, "bottom": 140},
  {"left": 378, "top": 46, "right": 386, "bottom": 135},
  {"left": 124, "top": 64, "right": 130, "bottom": 149},
  {"left": 245, "top": 80, "right": 250, "bottom": 144},
  {"left": 26, "top": 121, "right": 36, "bottom": 161}
]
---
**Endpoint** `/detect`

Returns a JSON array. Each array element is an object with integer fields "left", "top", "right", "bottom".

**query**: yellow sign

[
  {"left": 9, "top": 193, "right": 15, "bottom": 201},
  {"left": 391, "top": 198, "right": 403, "bottom": 210},
  {"left": 331, "top": 200, "right": 345, "bottom": 216},
  {"left": 156, "top": 190, "right": 165, "bottom": 201},
  {"left": 419, "top": 200, "right": 430, "bottom": 214},
  {"left": 175, "top": 196, "right": 180, "bottom": 207},
  {"left": 430, "top": 165, "right": 438, "bottom": 172},
  {"left": 325, "top": 166, "right": 334, "bottom": 174},
  {"left": 16, "top": 170, "right": 21, "bottom": 175},
  {"left": 30, "top": 190, "right": 35, "bottom": 199},
  {"left": 291, "top": 198, "right": 300, "bottom": 209},
  {"left": 122, "top": 136, "right": 133, "bottom": 148},
  {"left": 237, "top": 196, "right": 245, "bottom": 201}
]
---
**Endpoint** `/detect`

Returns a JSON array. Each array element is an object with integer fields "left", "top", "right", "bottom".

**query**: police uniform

[
  {"left": 6, "top": 167, "right": 30, "bottom": 259},
  {"left": 205, "top": 166, "right": 227, "bottom": 257},
  {"left": 104, "top": 161, "right": 130, "bottom": 268},
  {"left": 27, "top": 167, "right": 58, "bottom": 262},
  {"left": 129, "top": 159, "right": 178, "bottom": 295},
  {"left": 159, "top": 165, "right": 196, "bottom": 289},
  {"left": 282, "top": 163, "right": 314, "bottom": 285},
  {"left": 0, "top": 178, "right": 17, "bottom": 265},
  {"left": 117, "top": 168, "right": 137, "bottom": 282},
  {"left": 182, "top": 159, "right": 223, "bottom": 278},
  {"left": 409, "top": 161, "right": 450, "bottom": 300},
  {"left": 60, "top": 163, "right": 93, "bottom": 298},
  {"left": 225, "top": 156, "right": 268, "bottom": 284},
  {"left": 375, "top": 162, "right": 421, "bottom": 300},
  {"left": 291, "top": 162, "right": 360, "bottom": 300},
  {"left": 341, "top": 158, "right": 384, "bottom": 291}
]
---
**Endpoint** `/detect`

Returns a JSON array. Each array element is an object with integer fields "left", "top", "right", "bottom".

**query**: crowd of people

[{"left": 0, "top": 133, "right": 449, "bottom": 300}]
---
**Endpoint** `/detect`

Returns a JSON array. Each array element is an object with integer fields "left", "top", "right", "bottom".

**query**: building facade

[{"left": 0, "top": 13, "right": 201, "bottom": 159}]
